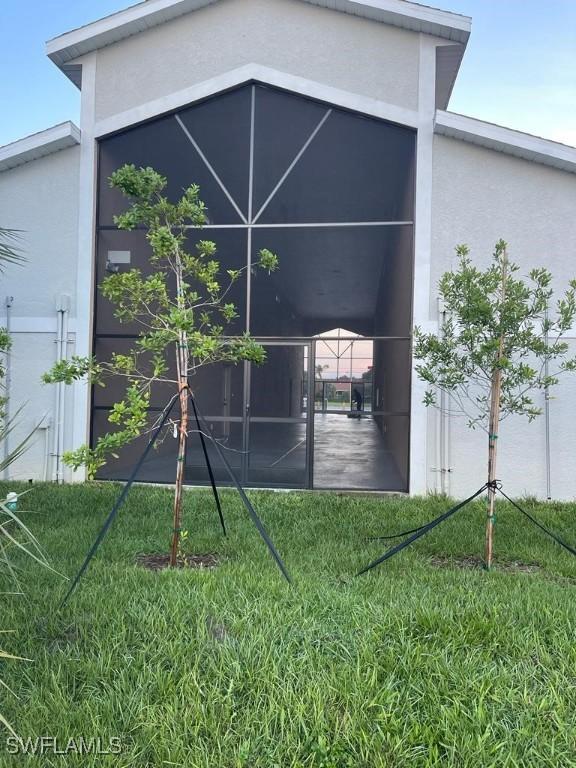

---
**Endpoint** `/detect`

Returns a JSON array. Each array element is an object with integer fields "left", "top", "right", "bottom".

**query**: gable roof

[
  {"left": 46, "top": 0, "right": 471, "bottom": 95},
  {"left": 0, "top": 123, "right": 81, "bottom": 173}
]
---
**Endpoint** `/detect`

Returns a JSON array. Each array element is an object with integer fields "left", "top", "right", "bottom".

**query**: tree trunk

[
  {"left": 170, "top": 378, "right": 189, "bottom": 566},
  {"left": 170, "top": 252, "right": 189, "bottom": 567},
  {"left": 485, "top": 250, "right": 508, "bottom": 569},
  {"left": 485, "top": 372, "right": 501, "bottom": 569}
]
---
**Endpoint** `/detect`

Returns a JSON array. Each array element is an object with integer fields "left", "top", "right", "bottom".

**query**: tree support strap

[
  {"left": 189, "top": 394, "right": 227, "bottom": 537},
  {"left": 60, "top": 387, "right": 291, "bottom": 607},
  {"left": 496, "top": 486, "right": 576, "bottom": 559},
  {"left": 190, "top": 392, "right": 292, "bottom": 584},
  {"left": 59, "top": 393, "right": 180, "bottom": 607},
  {"left": 357, "top": 484, "right": 489, "bottom": 577}
]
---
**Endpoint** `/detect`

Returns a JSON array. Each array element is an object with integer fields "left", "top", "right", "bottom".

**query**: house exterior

[{"left": 0, "top": 0, "right": 575, "bottom": 497}]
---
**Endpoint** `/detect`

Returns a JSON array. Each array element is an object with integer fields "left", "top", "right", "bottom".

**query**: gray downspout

[{"left": 544, "top": 315, "right": 552, "bottom": 500}]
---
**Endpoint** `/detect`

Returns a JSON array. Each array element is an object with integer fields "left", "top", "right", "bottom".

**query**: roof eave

[
  {"left": 435, "top": 110, "right": 576, "bottom": 174},
  {"left": 0, "top": 122, "right": 81, "bottom": 173},
  {"left": 46, "top": 0, "right": 471, "bottom": 87}
]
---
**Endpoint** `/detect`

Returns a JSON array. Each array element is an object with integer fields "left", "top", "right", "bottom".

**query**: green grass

[{"left": 2, "top": 482, "right": 576, "bottom": 767}]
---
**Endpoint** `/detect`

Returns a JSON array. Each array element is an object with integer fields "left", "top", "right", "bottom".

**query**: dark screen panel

[
  {"left": 258, "top": 109, "right": 415, "bottom": 224},
  {"left": 98, "top": 114, "right": 243, "bottom": 226},
  {"left": 186, "top": 421, "right": 243, "bottom": 485},
  {"left": 95, "top": 229, "right": 248, "bottom": 336},
  {"left": 95, "top": 228, "right": 154, "bottom": 336},
  {"left": 252, "top": 85, "right": 329, "bottom": 217},
  {"left": 93, "top": 409, "right": 178, "bottom": 483},
  {"left": 93, "top": 337, "right": 176, "bottom": 409},
  {"left": 250, "top": 345, "right": 307, "bottom": 418},
  {"left": 247, "top": 421, "right": 307, "bottom": 487},
  {"left": 189, "top": 361, "right": 244, "bottom": 418},
  {"left": 372, "top": 339, "right": 411, "bottom": 415},
  {"left": 94, "top": 83, "right": 414, "bottom": 491},
  {"left": 250, "top": 226, "right": 413, "bottom": 338},
  {"left": 182, "top": 228, "right": 248, "bottom": 336},
  {"left": 178, "top": 86, "right": 252, "bottom": 219}
]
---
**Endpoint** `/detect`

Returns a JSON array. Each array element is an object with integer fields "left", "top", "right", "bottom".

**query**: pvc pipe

[
  {"left": 52, "top": 309, "right": 62, "bottom": 482},
  {"left": 439, "top": 388, "right": 446, "bottom": 495},
  {"left": 52, "top": 295, "right": 70, "bottom": 483},
  {"left": 3, "top": 296, "right": 13, "bottom": 480},
  {"left": 446, "top": 380, "right": 452, "bottom": 498},
  {"left": 437, "top": 298, "right": 450, "bottom": 495},
  {"left": 38, "top": 422, "right": 51, "bottom": 482},
  {"left": 59, "top": 304, "right": 69, "bottom": 480},
  {"left": 544, "top": 314, "right": 551, "bottom": 500},
  {"left": 44, "top": 423, "right": 50, "bottom": 482},
  {"left": 544, "top": 386, "right": 551, "bottom": 500}
]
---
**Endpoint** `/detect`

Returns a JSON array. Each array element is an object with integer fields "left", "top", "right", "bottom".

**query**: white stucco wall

[
  {"left": 0, "top": 333, "right": 77, "bottom": 483},
  {"left": 0, "top": 146, "right": 80, "bottom": 481},
  {"left": 0, "top": 147, "right": 80, "bottom": 317},
  {"left": 93, "top": 0, "right": 420, "bottom": 122},
  {"left": 430, "top": 135, "right": 576, "bottom": 500}
]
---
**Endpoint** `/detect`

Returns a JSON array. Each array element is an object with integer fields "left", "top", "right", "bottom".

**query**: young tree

[
  {"left": 414, "top": 240, "right": 576, "bottom": 568},
  {"left": 44, "top": 165, "right": 278, "bottom": 566}
]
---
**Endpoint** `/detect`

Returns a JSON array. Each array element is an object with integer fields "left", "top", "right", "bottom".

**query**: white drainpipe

[
  {"left": 39, "top": 421, "right": 51, "bottom": 482},
  {"left": 3, "top": 296, "right": 13, "bottom": 480},
  {"left": 437, "top": 297, "right": 452, "bottom": 495},
  {"left": 52, "top": 294, "right": 70, "bottom": 483},
  {"left": 544, "top": 313, "right": 552, "bottom": 500}
]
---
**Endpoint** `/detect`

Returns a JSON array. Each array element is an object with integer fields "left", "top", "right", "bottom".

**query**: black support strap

[
  {"left": 190, "top": 395, "right": 227, "bottom": 537},
  {"left": 367, "top": 521, "right": 439, "bottom": 542},
  {"left": 190, "top": 393, "right": 292, "bottom": 584},
  {"left": 497, "top": 486, "right": 576, "bottom": 558},
  {"left": 357, "top": 484, "right": 488, "bottom": 577},
  {"left": 60, "top": 393, "right": 180, "bottom": 607}
]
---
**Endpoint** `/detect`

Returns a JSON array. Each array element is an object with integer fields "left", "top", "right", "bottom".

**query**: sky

[{"left": 0, "top": 0, "right": 575, "bottom": 147}]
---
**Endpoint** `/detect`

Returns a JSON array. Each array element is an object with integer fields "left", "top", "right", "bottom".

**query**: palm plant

[
  {"left": 0, "top": 228, "right": 24, "bottom": 271},
  {"left": 0, "top": 493, "right": 52, "bottom": 735}
]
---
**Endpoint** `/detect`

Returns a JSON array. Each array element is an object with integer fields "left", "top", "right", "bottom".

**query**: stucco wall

[
  {"left": 93, "top": 0, "right": 420, "bottom": 122},
  {"left": 0, "top": 147, "right": 80, "bottom": 317},
  {"left": 0, "top": 146, "right": 80, "bottom": 481},
  {"left": 430, "top": 135, "right": 576, "bottom": 500},
  {"left": 0, "top": 332, "right": 77, "bottom": 483}
]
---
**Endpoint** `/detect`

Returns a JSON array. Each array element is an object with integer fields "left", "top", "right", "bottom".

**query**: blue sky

[{"left": 0, "top": 0, "right": 575, "bottom": 147}]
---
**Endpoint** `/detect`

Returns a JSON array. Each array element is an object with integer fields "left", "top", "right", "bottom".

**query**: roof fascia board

[
  {"left": 0, "top": 122, "right": 81, "bottom": 173},
  {"left": 306, "top": 0, "right": 470, "bottom": 41},
  {"left": 435, "top": 110, "right": 576, "bottom": 174},
  {"left": 46, "top": 0, "right": 471, "bottom": 76},
  {"left": 435, "top": 42, "right": 465, "bottom": 110},
  {"left": 46, "top": 0, "right": 218, "bottom": 70}
]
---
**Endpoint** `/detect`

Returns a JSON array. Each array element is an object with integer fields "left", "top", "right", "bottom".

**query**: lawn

[{"left": 2, "top": 481, "right": 576, "bottom": 767}]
